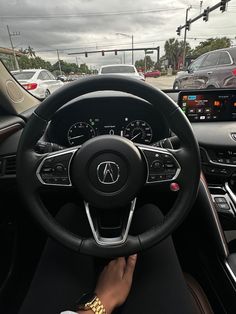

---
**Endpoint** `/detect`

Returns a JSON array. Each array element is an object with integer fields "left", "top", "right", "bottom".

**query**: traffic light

[
  {"left": 186, "top": 20, "right": 191, "bottom": 31},
  {"left": 176, "top": 26, "right": 181, "bottom": 36},
  {"left": 102, "top": 50, "right": 105, "bottom": 56},
  {"left": 220, "top": 0, "right": 227, "bottom": 12},
  {"left": 85, "top": 52, "right": 88, "bottom": 58},
  {"left": 203, "top": 7, "right": 210, "bottom": 22}
]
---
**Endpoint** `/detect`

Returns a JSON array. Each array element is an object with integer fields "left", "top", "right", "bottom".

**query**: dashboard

[{"left": 46, "top": 94, "right": 170, "bottom": 147}]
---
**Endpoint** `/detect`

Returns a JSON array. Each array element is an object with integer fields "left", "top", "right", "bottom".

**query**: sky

[{"left": 0, "top": 0, "right": 236, "bottom": 69}]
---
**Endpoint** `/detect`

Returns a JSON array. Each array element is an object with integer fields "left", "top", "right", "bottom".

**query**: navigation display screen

[{"left": 178, "top": 91, "right": 236, "bottom": 122}]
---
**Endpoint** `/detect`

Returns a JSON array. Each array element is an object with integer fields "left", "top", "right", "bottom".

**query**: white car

[
  {"left": 98, "top": 64, "right": 145, "bottom": 81},
  {"left": 12, "top": 69, "right": 64, "bottom": 99}
]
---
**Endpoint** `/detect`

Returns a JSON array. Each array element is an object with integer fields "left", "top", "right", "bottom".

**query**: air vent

[{"left": 4, "top": 155, "right": 16, "bottom": 175}]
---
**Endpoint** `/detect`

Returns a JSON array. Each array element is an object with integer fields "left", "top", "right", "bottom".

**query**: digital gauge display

[{"left": 67, "top": 122, "right": 95, "bottom": 145}]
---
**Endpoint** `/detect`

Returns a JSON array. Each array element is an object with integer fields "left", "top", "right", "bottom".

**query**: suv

[{"left": 173, "top": 47, "right": 236, "bottom": 90}]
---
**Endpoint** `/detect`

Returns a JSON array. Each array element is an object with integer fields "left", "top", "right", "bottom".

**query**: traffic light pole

[
  {"left": 182, "top": 6, "right": 191, "bottom": 69},
  {"left": 177, "top": 0, "right": 230, "bottom": 40}
]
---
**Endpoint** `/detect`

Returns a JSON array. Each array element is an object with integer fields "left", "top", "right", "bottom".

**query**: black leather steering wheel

[{"left": 17, "top": 75, "right": 200, "bottom": 257}]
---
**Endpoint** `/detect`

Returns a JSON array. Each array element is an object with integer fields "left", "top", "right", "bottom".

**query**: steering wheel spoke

[
  {"left": 84, "top": 198, "right": 137, "bottom": 246},
  {"left": 36, "top": 147, "right": 78, "bottom": 187},
  {"left": 137, "top": 144, "right": 181, "bottom": 185}
]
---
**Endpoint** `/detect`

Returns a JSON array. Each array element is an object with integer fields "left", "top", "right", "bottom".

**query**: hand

[{"left": 95, "top": 255, "right": 137, "bottom": 314}]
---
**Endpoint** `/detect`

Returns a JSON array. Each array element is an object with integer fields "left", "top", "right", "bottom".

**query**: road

[{"left": 145, "top": 75, "right": 176, "bottom": 90}]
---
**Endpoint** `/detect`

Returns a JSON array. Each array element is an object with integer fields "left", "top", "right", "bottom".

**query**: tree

[
  {"left": 51, "top": 60, "right": 79, "bottom": 74},
  {"left": 19, "top": 46, "right": 36, "bottom": 58},
  {"left": 26, "top": 46, "right": 36, "bottom": 58},
  {"left": 18, "top": 55, "right": 52, "bottom": 70},
  {"left": 135, "top": 55, "right": 154, "bottom": 71},
  {"left": 190, "top": 37, "right": 231, "bottom": 58},
  {"left": 164, "top": 38, "right": 191, "bottom": 70},
  {"left": 79, "top": 63, "right": 90, "bottom": 74}
]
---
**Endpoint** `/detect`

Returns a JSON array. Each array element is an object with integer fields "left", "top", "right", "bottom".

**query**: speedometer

[
  {"left": 67, "top": 122, "right": 95, "bottom": 146},
  {"left": 124, "top": 120, "right": 153, "bottom": 144}
]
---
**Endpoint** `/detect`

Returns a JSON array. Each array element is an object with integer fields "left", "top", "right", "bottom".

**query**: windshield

[
  {"left": 101, "top": 66, "right": 135, "bottom": 74},
  {"left": 12, "top": 71, "right": 35, "bottom": 80},
  {"left": 0, "top": 0, "right": 235, "bottom": 97}
]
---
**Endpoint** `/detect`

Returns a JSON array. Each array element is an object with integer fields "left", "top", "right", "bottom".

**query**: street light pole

[
  {"left": 132, "top": 35, "right": 134, "bottom": 65},
  {"left": 182, "top": 6, "right": 191, "bottom": 69},
  {"left": 144, "top": 50, "right": 147, "bottom": 73},
  {"left": 116, "top": 33, "right": 134, "bottom": 64},
  {"left": 56, "top": 49, "right": 62, "bottom": 76},
  {"left": 7, "top": 25, "right": 20, "bottom": 70}
]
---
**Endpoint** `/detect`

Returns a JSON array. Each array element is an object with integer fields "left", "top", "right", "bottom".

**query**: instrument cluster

[
  {"left": 67, "top": 119, "right": 153, "bottom": 146},
  {"left": 46, "top": 96, "right": 169, "bottom": 147}
]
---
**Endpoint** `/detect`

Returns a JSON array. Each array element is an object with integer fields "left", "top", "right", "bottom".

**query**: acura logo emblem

[{"left": 97, "top": 161, "right": 120, "bottom": 184}]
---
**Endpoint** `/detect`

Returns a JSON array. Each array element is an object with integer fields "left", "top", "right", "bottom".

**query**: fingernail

[{"left": 131, "top": 254, "right": 137, "bottom": 259}]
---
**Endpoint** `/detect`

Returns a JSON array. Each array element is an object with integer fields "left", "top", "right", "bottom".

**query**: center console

[{"left": 178, "top": 90, "right": 236, "bottom": 223}]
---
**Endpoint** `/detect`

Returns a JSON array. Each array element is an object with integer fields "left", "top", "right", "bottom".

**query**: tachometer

[
  {"left": 124, "top": 120, "right": 153, "bottom": 144},
  {"left": 67, "top": 122, "right": 95, "bottom": 146}
]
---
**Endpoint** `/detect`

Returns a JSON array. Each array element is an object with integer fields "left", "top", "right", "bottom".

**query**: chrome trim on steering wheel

[{"left": 84, "top": 198, "right": 137, "bottom": 246}]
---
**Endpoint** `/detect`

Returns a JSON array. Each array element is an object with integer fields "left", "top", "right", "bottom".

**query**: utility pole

[
  {"left": 56, "top": 49, "right": 62, "bottom": 75},
  {"left": 7, "top": 25, "right": 20, "bottom": 70},
  {"left": 144, "top": 50, "right": 147, "bottom": 73},
  {"left": 182, "top": 6, "right": 191, "bottom": 69},
  {"left": 76, "top": 57, "right": 79, "bottom": 67},
  {"left": 131, "top": 35, "right": 134, "bottom": 65},
  {"left": 200, "top": 1, "right": 203, "bottom": 13}
]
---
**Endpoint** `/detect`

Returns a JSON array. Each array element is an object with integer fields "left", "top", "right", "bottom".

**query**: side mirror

[{"left": 187, "top": 67, "right": 193, "bottom": 73}]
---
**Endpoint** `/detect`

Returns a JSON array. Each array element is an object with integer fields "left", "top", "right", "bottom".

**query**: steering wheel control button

[
  {"left": 37, "top": 151, "right": 75, "bottom": 186},
  {"left": 139, "top": 146, "right": 180, "bottom": 184},
  {"left": 151, "top": 160, "right": 164, "bottom": 172}
]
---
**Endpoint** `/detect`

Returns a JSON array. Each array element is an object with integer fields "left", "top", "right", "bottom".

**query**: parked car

[
  {"left": 56, "top": 75, "right": 67, "bottom": 82},
  {"left": 144, "top": 70, "right": 161, "bottom": 78},
  {"left": 11, "top": 69, "right": 64, "bottom": 98},
  {"left": 173, "top": 47, "right": 236, "bottom": 90},
  {"left": 99, "top": 64, "right": 145, "bottom": 81}
]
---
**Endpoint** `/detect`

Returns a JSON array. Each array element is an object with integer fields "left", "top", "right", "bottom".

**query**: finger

[
  {"left": 123, "top": 254, "right": 137, "bottom": 281},
  {"left": 116, "top": 257, "right": 126, "bottom": 275}
]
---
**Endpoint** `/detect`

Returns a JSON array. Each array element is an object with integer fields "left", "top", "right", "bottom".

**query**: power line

[
  {"left": 35, "top": 35, "right": 236, "bottom": 54},
  {"left": 0, "top": 8, "right": 185, "bottom": 20}
]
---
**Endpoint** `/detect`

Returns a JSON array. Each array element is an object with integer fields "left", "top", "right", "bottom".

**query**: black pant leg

[
  {"left": 19, "top": 203, "right": 198, "bottom": 314},
  {"left": 19, "top": 203, "right": 95, "bottom": 314},
  {"left": 121, "top": 204, "right": 198, "bottom": 314}
]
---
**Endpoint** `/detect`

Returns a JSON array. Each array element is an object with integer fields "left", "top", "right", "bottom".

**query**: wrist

[{"left": 95, "top": 292, "right": 116, "bottom": 314}]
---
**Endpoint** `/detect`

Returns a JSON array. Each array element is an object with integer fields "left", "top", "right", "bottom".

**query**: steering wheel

[{"left": 17, "top": 75, "right": 200, "bottom": 257}]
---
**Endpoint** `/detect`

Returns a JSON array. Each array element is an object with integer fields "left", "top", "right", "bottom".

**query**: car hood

[{"left": 176, "top": 71, "right": 188, "bottom": 78}]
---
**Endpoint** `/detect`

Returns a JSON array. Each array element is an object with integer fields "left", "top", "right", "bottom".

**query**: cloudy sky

[{"left": 0, "top": 0, "right": 236, "bottom": 68}]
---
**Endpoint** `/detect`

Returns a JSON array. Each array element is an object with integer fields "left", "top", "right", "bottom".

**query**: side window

[
  {"left": 189, "top": 55, "right": 205, "bottom": 72},
  {"left": 47, "top": 71, "right": 56, "bottom": 80},
  {"left": 38, "top": 71, "right": 50, "bottom": 80},
  {"left": 218, "top": 52, "right": 231, "bottom": 65},
  {"left": 201, "top": 52, "right": 220, "bottom": 68}
]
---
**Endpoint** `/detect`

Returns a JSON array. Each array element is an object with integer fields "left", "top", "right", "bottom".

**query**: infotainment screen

[{"left": 178, "top": 90, "right": 236, "bottom": 122}]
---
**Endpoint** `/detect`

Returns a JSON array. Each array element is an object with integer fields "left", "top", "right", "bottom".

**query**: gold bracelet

[{"left": 89, "top": 296, "right": 106, "bottom": 314}]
